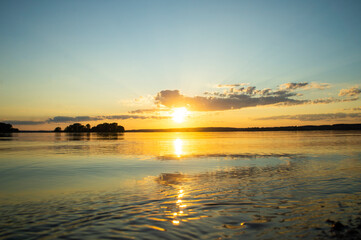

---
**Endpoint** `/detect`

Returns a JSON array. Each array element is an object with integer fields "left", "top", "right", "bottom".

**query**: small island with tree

[
  {"left": 0, "top": 123, "right": 19, "bottom": 133},
  {"left": 55, "top": 122, "right": 125, "bottom": 133}
]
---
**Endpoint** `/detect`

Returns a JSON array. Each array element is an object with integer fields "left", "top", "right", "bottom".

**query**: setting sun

[{"left": 172, "top": 107, "right": 189, "bottom": 123}]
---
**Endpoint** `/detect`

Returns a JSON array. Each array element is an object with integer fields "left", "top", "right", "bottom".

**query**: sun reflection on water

[
  {"left": 173, "top": 138, "right": 183, "bottom": 158},
  {"left": 172, "top": 188, "right": 187, "bottom": 225}
]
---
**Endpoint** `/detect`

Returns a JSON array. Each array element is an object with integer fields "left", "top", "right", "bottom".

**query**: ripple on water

[{"left": 1, "top": 154, "right": 361, "bottom": 239}]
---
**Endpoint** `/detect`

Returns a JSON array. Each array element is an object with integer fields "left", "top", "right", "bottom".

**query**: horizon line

[{"left": 5, "top": 123, "right": 361, "bottom": 133}]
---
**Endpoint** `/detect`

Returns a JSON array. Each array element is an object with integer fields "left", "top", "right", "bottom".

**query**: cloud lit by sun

[{"left": 172, "top": 107, "right": 189, "bottom": 123}]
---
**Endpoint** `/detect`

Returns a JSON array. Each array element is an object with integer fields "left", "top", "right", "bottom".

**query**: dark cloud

[
  {"left": 105, "top": 115, "right": 169, "bottom": 120},
  {"left": 47, "top": 115, "right": 169, "bottom": 122},
  {"left": 6, "top": 114, "right": 170, "bottom": 125},
  {"left": 151, "top": 82, "right": 348, "bottom": 112},
  {"left": 311, "top": 97, "right": 338, "bottom": 104},
  {"left": 310, "top": 97, "right": 359, "bottom": 104},
  {"left": 256, "top": 113, "right": 361, "bottom": 121},
  {"left": 154, "top": 88, "right": 306, "bottom": 111},
  {"left": 339, "top": 86, "right": 361, "bottom": 97},
  {"left": 5, "top": 120, "right": 46, "bottom": 125},
  {"left": 47, "top": 116, "right": 103, "bottom": 123}
]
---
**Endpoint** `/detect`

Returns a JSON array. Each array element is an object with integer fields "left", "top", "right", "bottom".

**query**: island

[{"left": 0, "top": 123, "right": 19, "bottom": 133}]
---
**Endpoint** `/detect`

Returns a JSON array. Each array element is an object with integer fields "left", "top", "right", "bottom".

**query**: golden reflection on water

[
  {"left": 173, "top": 138, "right": 183, "bottom": 158},
  {"left": 3, "top": 132, "right": 361, "bottom": 160},
  {"left": 172, "top": 188, "right": 186, "bottom": 225},
  {"left": 1, "top": 132, "right": 361, "bottom": 239}
]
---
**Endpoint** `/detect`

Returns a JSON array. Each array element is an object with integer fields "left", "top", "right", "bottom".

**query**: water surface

[{"left": 1, "top": 131, "right": 361, "bottom": 239}]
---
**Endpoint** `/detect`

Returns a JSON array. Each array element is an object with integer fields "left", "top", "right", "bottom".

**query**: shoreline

[{"left": 3, "top": 123, "right": 361, "bottom": 133}]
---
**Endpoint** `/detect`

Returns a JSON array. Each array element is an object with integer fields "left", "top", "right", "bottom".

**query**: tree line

[{"left": 55, "top": 122, "right": 125, "bottom": 133}]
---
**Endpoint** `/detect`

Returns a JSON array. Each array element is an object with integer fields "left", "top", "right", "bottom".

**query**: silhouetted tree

[
  {"left": 64, "top": 123, "right": 88, "bottom": 132},
  {"left": 54, "top": 127, "right": 62, "bottom": 132},
  {"left": 0, "top": 123, "right": 19, "bottom": 132},
  {"left": 91, "top": 122, "right": 125, "bottom": 132},
  {"left": 63, "top": 122, "right": 125, "bottom": 133}
]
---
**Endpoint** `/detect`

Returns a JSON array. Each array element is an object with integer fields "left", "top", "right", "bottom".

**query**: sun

[{"left": 172, "top": 107, "right": 189, "bottom": 123}]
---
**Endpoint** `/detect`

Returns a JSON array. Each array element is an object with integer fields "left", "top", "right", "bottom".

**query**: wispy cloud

[
  {"left": 216, "top": 83, "right": 249, "bottom": 88},
  {"left": 279, "top": 82, "right": 330, "bottom": 91},
  {"left": 4, "top": 120, "right": 46, "bottom": 125},
  {"left": 279, "top": 82, "right": 309, "bottom": 90},
  {"left": 128, "top": 108, "right": 168, "bottom": 114},
  {"left": 339, "top": 86, "right": 361, "bottom": 97},
  {"left": 4, "top": 114, "right": 170, "bottom": 125},
  {"left": 256, "top": 113, "right": 361, "bottom": 121},
  {"left": 311, "top": 97, "right": 359, "bottom": 104},
  {"left": 47, "top": 116, "right": 103, "bottom": 123},
  {"left": 103, "top": 115, "right": 169, "bottom": 120}
]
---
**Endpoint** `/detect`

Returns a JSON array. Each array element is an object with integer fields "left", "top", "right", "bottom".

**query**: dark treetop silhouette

[
  {"left": 61, "top": 123, "right": 125, "bottom": 133},
  {"left": 0, "top": 123, "right": 19, "bottom": 133}
]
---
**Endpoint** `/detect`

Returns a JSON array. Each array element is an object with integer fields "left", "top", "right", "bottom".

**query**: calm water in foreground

[{"left": 0, "top": 131, "right": 361, "bottom": 239}]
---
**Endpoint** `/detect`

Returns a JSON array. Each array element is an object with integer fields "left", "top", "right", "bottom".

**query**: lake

[{"left": 1, "top": 131, "right": 361, "bottom": 239}]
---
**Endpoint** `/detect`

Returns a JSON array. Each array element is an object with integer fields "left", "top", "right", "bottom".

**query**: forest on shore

[{"left": 55, "top": 123, "right": 125, "bottom": 133}]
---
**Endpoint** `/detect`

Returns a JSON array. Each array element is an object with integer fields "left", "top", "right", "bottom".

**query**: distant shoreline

[
  {"left": 126, "top": 123, "right": 361, "bottom": 132},
  {"left": 10, "top": 123, "right": 361, "bottom": 133}
]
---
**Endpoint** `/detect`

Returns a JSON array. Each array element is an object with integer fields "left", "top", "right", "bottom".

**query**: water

[{"left": 0, "top": 131, "right": 361, "bottom": 239}]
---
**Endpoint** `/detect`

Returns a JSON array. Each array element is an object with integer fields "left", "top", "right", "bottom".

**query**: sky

[{"left": 1, "top": 0, "right": 361, "bottom": 130}]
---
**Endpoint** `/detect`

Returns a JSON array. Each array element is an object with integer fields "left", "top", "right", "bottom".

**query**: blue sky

[{"left": 1, "top": 0, "right": 361, "bottom": 129}]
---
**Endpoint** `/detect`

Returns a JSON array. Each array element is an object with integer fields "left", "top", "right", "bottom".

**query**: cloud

[
  {"left": 279, "top": 82, "right": 309, "bottom": 90},
  {"left": 311, "top": 97, "right": 359, "bottom": 104},
  {"left": 351, "top": 106, "right": 361, "bottom": 111},
  {"left": 47, "top": 115, "right": 169, "bottom": 123},
  {"left": 256, "top": 113, "right": 361, "bottom": 121},
  {"left": 104, "top": 115, "right": 169, "bottom": 120},
  {"left": 154, "top": 87, "right": 307, "bottom": 111},
  {"left": 279, "top": 82, "right": 330, "bottom": 90},
  {"left": 4, "top": 120, "right": 46, "bottom": 125},
  {"left": 47, "top": 116, "right": 103, "bottom": 123},
  {"left": 129, "top": 109, "right": 157, "bottom": 114},
  {"left": 216, "top": 83, "right": 249, "bottom": 88},
  {"left": 149, "top": 81, "right": 356, "bottom": 112},
  {"left": 339, "top": 86, "right": 361, "bottom": 97},
  {"left": 308, "top": 82, "right": 331, "bottom": 90},
  {"left": 5, "top": 114, "right": 170, "bottom": 125},
  {"left": 128, "top": 108, "right": 168, "bottom": 114}
]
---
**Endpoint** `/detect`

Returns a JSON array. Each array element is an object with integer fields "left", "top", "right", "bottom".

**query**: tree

[
  {"left": 0, "top": 123, "right": 19, "bottom": 132},
  {"left": 54, "top": 127, "right": 62, "bottom": 132},
  {"left": 91, "top": 122, "right": 125, "bottom": 132},
  {"left": 64, "top": 123, "right": 88, "bottom": 132},
  {"left": 63, "top": 122, "right": 125, "bottom": 133}
]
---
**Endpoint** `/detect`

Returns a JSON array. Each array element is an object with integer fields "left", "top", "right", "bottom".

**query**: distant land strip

[
  {"left": 2, "top": 123, "right": 361, "bottom": 133},
  {"left": 126, "top": 124, "right": 361, "bottom": 132}
]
